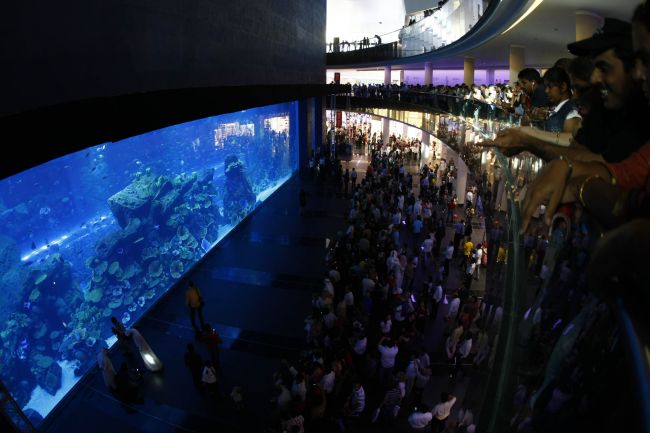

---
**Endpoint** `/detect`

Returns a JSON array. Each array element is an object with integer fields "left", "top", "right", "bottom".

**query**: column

[
  {"left": 463, "top": 57, "right": 475, "bottom": 86},
  {"left": 312, "top": 96, "right": 324, "bottom": 161},
  {"left": 576, "top": 11, "right": 602, "bottom": 41},
  {"left": 509, "top": 45, "right": 525, "bottom": 84},
  {"left": 455, "top": 157, "right": 468, "bottom": 205},
  {"left": 297, "top": 98, "right": 310, "bottom": 173},
  {"left": 402, "top": 123, "right": 409, "bottom": 139},
  {"left": 421, "top": 131, "right": 430, "bottom": 166},
  {"left": 486, "top": 69, "right": 495, "bottom": 85},
  {"left": 399, "top": 70, "right": 405, "bottom": 84},
  {"left": 424, "top": 62, "right": 433, "bottom": 86},
  {"left": 383, "top": 118, "right": 391, "bottom": 145},
  {"left": 384, "top": 65, "right": 392, "bottom": 85}
]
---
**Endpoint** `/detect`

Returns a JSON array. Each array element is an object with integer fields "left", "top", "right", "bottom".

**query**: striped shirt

[{"left": 382, "top": 387, "right": 402, "bottom": 408}]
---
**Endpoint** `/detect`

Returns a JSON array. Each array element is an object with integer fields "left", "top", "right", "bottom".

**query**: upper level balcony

[{"left": 326, "top": 0, "right": 531, "bottom": 67}]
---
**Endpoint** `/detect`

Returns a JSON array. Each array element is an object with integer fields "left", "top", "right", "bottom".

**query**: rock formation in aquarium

[{"left": 223, "top": 155, "right": 256, "bottom": 224}]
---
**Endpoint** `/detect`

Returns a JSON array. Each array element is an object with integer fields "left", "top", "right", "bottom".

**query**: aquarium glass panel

[{"left": 0, "top": 101, "right": 298, "bottom": 425}]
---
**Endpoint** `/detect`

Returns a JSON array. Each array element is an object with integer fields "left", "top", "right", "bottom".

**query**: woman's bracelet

[{"left": 578, "top": 174, "right": 600, "bottom": 207}]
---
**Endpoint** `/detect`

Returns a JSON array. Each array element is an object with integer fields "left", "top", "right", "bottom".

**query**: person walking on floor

[
  {"left": 431, "top": 392, "right": 457, "bottom": 433},
  {"left": 186, "top": 280, "right": 206, "bottom": 333},
  {"left": 111, "top": 316, "right": 133, "bottom": 357},
  {"left": 98, "top": 347, "right": 117, "bottom": 391}
]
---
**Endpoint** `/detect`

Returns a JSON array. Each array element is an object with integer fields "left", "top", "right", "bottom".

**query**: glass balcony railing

[{"left": 327, "top": 0, "right": 495, "bottom": 64}]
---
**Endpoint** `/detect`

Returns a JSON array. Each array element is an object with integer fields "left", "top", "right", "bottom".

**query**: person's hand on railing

[
  {"left": 519, "top": 159, "right": 576, "bottom": 232},
  {"left": 478, "top": 128, "right": 528, "bottom": 157}
]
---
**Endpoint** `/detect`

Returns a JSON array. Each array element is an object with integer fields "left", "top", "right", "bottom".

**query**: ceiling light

[{"left": 501, "top": 0, "right": 545, "bottom": 35}]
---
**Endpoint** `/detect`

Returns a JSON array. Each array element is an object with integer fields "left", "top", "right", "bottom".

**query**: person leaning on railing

[
  {"left": 518, "top": 2, "right": 650, "bottom": 233},
  {"left": 488, "top": 20, "right": 650, "bottom": 167}
]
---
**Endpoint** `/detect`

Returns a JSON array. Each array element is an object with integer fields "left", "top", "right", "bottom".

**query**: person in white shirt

[
  {"left": 431, "top": 280, "right": 443, "bottom": 322},
  {"left": 323, "top": 278, "right": 334, "bottom": 297},
  {"left": 346, "top": 381, "right": 365, "bottom": 417},
  {"left": 431, "top": 393, "right": 457, "bottom": 433},
  {"left": 466, "top": 189, "right": 474, "bottom": 207},
  {"left": 361, "top": 277, "right": 376, "bottom": 297},
  {"left": 447, "top": 295, "right": 461, "bottom": 322},
  {"left": 353, "top": 334, "right": 367, "bottom": 355},
  {"left": 422, "top": 234, "right": 435, "bottom": 265},
  {"left": 451, "top": 333, "right": 473, "bottom": 378},
  {"left": 328, "top": 268, "right": 340, "bottom": 284},
  {"left": 408, "top": 404, "right": 432, "bottom": 430},
  {"left": 291, "top": 372, "right": 307, "bottom": 401},
  {"left": 405, "top": 355, "right": 420, "bottom": 397},
  {"left": 343, "top": 286, "right": 355, "bottom": 315},
  {"left": 377, "top": 336, "right": 399, "bottom": 386},
  {"left": 324, "top": 306, "right": 338, "bottom": 326},
  {"left": 320, "top": 365, "right": 336, "bottom": 394},
  {"left": 380, "top": 314, "right": 392, "bottom": 335},
  {"left": 444, "top": 242, "right": 454, "bottom": 277},
  {"left": 474, "top": 244, "right": 484, "bottom": 280}
]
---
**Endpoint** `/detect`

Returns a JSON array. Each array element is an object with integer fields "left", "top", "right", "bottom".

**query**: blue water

[{"left": 0, "top": 101, "right": 299, "bottom": 425}]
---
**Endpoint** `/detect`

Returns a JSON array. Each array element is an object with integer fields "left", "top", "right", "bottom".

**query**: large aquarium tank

[{"left": 0, "top": 101, "right": 299, "bottom": 426}]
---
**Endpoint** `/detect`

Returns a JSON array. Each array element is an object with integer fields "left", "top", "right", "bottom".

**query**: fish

[
  {"left": 85, "top": 152, "right": 90, "bottom": 157},
  {"left": 102, "top": 176, "right": 108, "bottom": 179},
  {"left": 201, "top": 238, "right": 211, "bottom": 253},
  {"left": 91, "top": 166, "right": 97, "bottom": 172},
  {"left": 133, "top": 237, "right": 144, "bottom": 244},
  {"left": 31, "top": 241, "right": 36, "bottom": 250}
]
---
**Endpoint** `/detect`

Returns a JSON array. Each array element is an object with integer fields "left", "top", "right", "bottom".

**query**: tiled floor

[{"left": 41, "top": 160, "right": 493, "bottom": 433}]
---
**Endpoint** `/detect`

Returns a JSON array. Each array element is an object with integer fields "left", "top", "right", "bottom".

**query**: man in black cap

[
  {"left": 483, "top": 17, "right": 650, "bottom": 164},
  {"left": 567, "top": 17, "right": 650, "bottom": 162}
]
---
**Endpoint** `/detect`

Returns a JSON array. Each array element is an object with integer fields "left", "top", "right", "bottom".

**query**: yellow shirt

[
  {"left": 497, "top": 246, "right": 507, "bottom": 264},
  {"left": 186, "top": 286, "right": 202, "bottom": 308},
  {"left": 464, "top": 241, "right": 474, "bottom": 257}
]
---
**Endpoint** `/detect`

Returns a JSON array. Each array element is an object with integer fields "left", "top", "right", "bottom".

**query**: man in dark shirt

[
  {"left": 518, "top": 68, "right": 550, "bottom": 108},
  {"left": 568, "top": 18, "right": 650, "bottom": 161},
  {"left": 484, "top": 18, "right": 650, "bottom": 163}
]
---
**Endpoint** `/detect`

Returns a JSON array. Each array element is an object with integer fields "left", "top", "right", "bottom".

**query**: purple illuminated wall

[{"left": 403, "top": 69, "right": 510, "bottom": 86}]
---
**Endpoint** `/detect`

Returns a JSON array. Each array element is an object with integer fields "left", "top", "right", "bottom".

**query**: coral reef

[{"left": 223, "top": 155, "right": 256, "bottom": 224}]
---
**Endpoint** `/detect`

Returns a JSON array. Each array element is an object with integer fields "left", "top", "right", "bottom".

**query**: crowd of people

[{"left": 265, "top": 139, "right": 506, "bottom": 433}]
